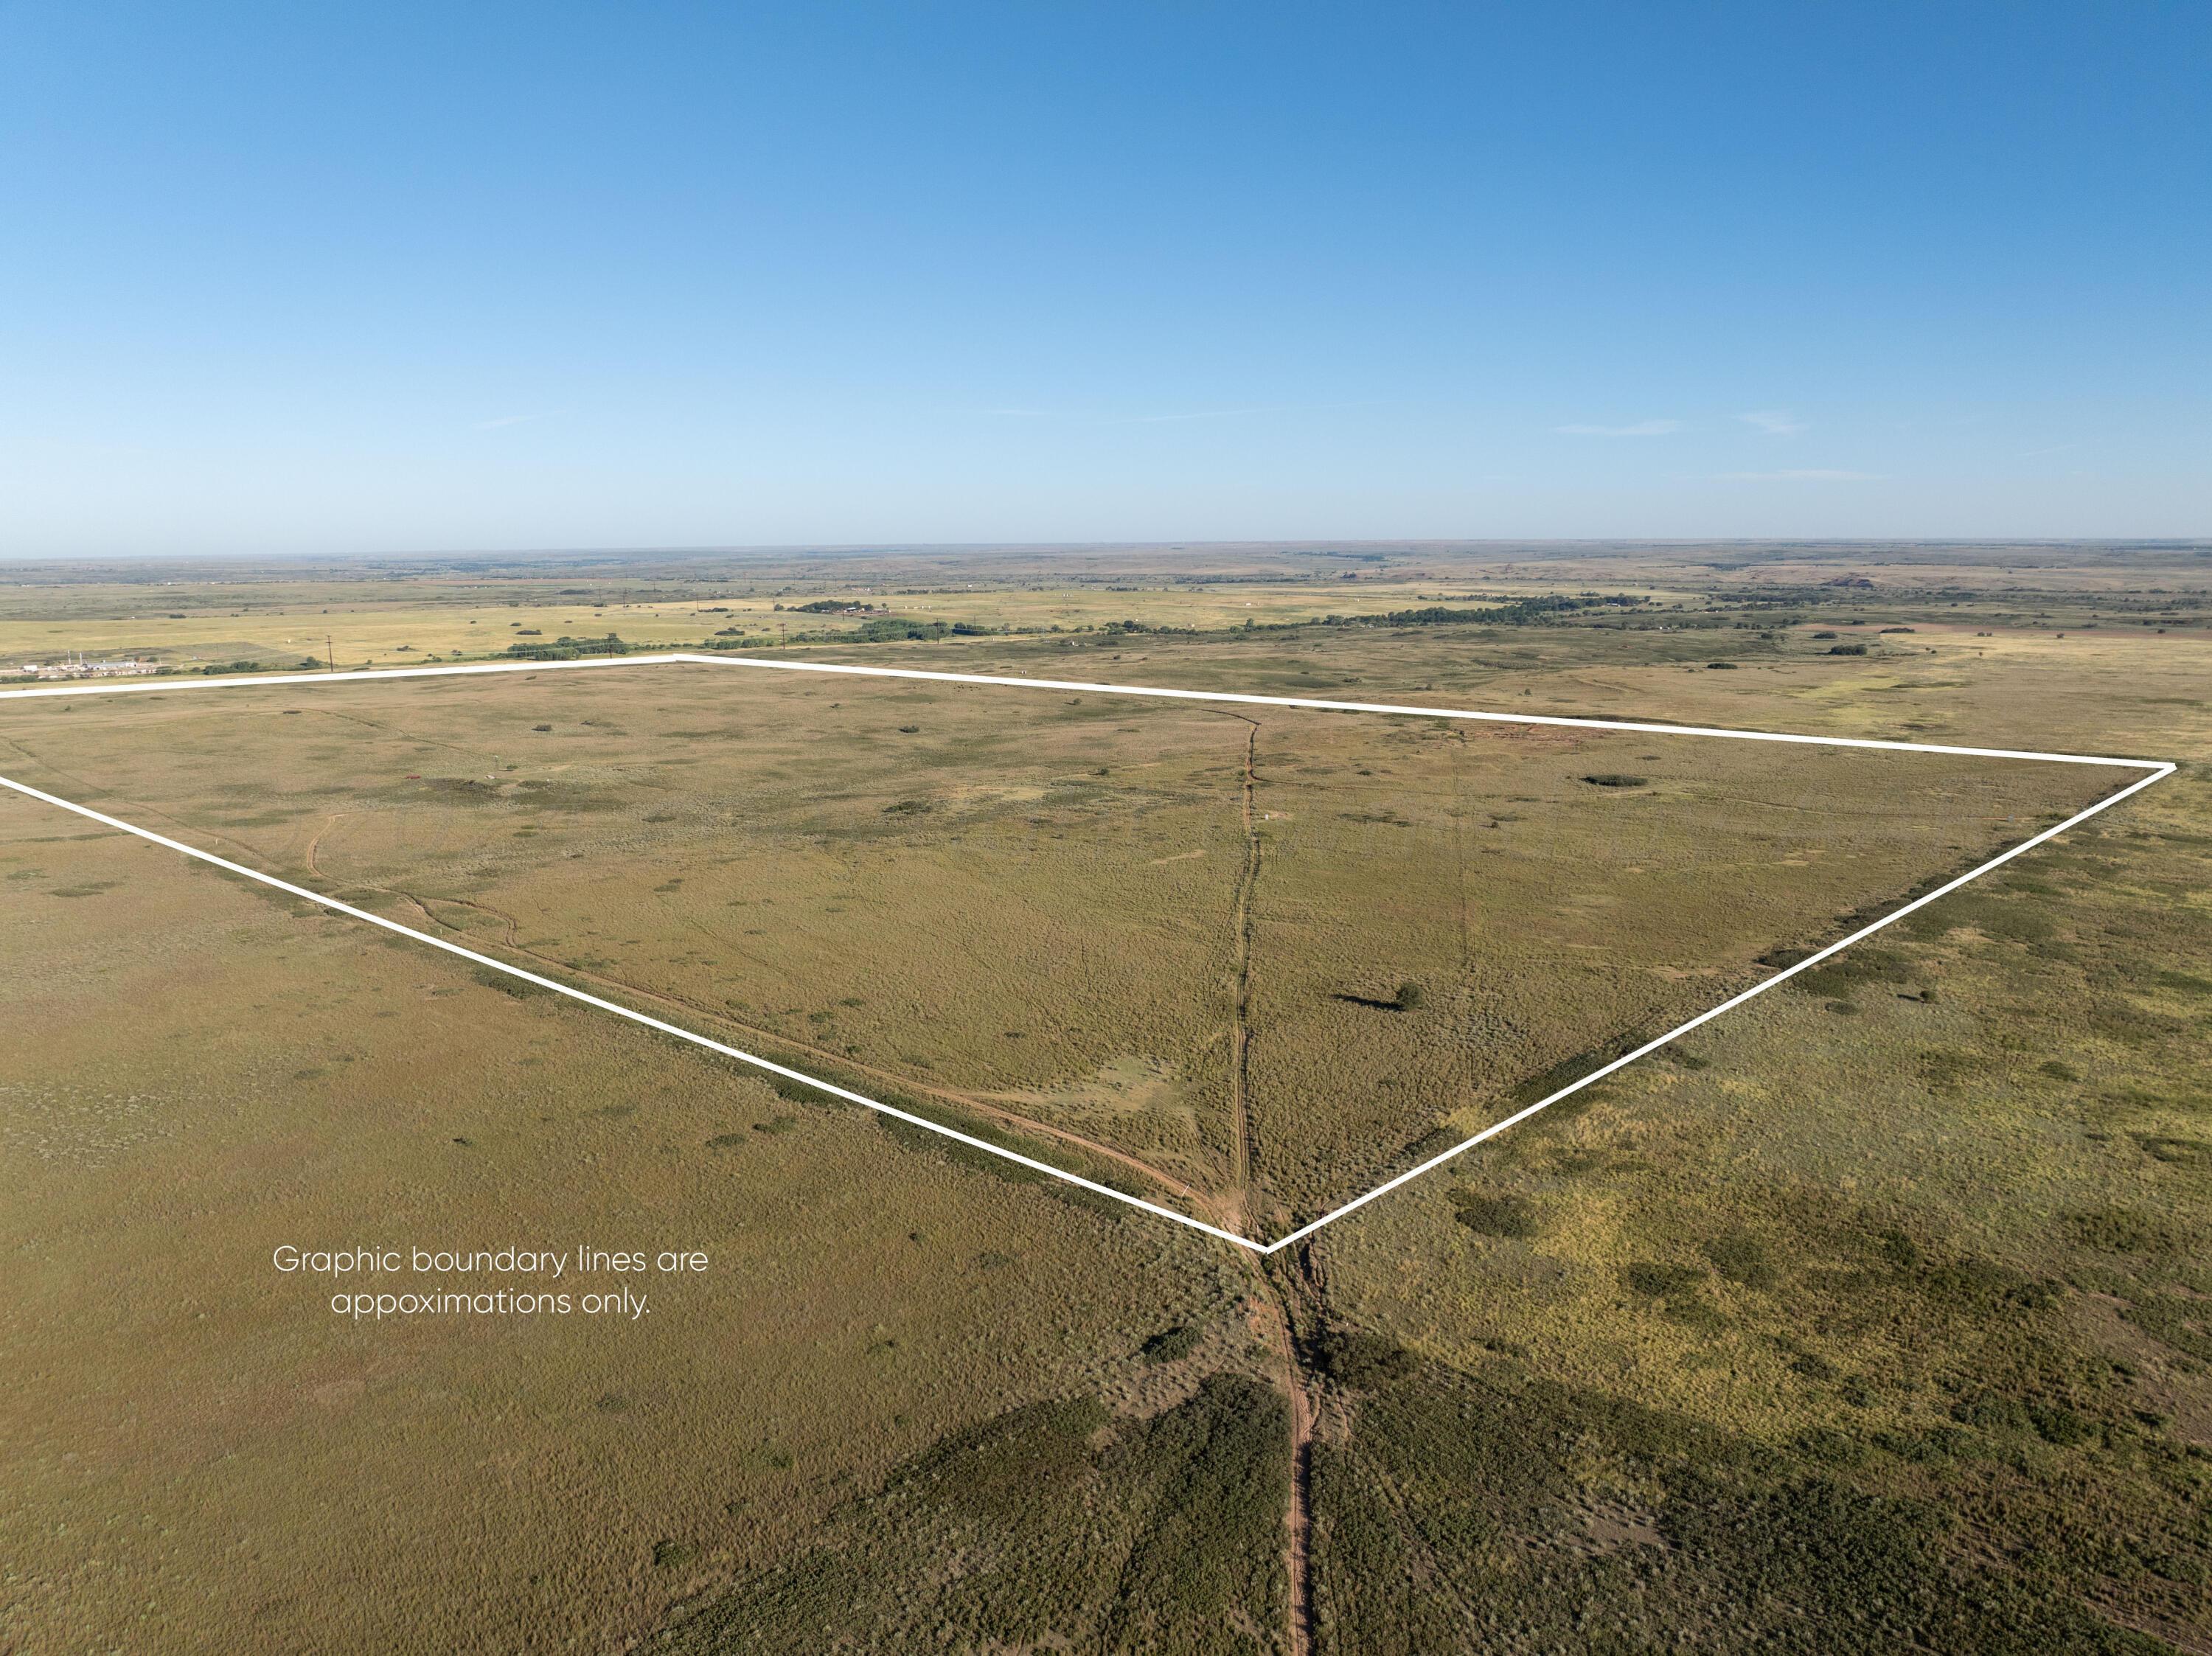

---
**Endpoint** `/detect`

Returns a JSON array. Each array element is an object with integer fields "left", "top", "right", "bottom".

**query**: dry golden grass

[
  {"left": 6, "top": 545, "right": 2208, "bottom": 1653},
  {"left": 0, "top": 658, "right": 2120, "bottom": 1231},
  {"left": 0, "top": 813, "right": 1247, "bottom": 1654}
]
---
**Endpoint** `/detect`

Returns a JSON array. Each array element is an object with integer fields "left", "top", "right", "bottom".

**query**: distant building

[{"left": 17, "top": 654, "right": 161, "bottom": 681}]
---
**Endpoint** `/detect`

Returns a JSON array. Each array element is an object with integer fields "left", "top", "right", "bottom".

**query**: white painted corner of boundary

[{"left": 0, "top": 652, "right": 2179, "bottom": 1255}]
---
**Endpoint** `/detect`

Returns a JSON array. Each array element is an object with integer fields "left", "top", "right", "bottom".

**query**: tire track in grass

[
  {"left": 304, "top": 815, "right": 1211, "bottom": 1210},
  {"left": 1226, "top": 714, "right": 1263, "bottom": 1216},
  {"left": 1211, "top": 713, "right": 1315, "bottom": 1656}
]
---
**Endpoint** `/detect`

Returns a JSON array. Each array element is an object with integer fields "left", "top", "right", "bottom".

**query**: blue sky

[{"left": 3, "top": 1, "right": 2205, "bottom": 555}]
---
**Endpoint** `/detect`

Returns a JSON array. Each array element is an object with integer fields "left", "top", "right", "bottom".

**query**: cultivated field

[{"left": 5, "top": 537, "right": 2202, "bottom": 677}]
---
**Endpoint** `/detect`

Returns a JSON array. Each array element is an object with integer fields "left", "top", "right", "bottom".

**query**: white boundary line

[{"left": 0, "top": 652, "right": 2177, "bottom": 1254}]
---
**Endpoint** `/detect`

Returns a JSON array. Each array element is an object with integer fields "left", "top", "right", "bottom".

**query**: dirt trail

[
  {"left": 322, "top": 801, "right": 1320, "bottom": 1656},
  {"left": 335, "top": 807, "right": 1321, "bottom": 1655},
  {"left": 21, "top": 756, "right": 1321, "bottom": 1655},
  {"left": 1208, "top": 715, "right": 1314, "bottom": 1656},
  {"left": 1225, "top": 715, "right": 1262, "bottom": 1215},
  {"left": 1248, "top": 1254, "right": 1317, "bottom": 1656}
]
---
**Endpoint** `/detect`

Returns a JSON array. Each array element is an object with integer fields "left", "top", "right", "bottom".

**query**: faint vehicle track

[
  {"left": 1206, "top": 714, "right": 1314, "bottom": 1656},
  {"left": 301, "top": 706, "right": 488, "bottom": 757},
  {"left": 317, "top": 799, "right": 1320, "bottom": 1656},
  {"left": 1224, "top": 714, "right": 1263, "bottom": 1216},
  {"left": 305, "top": 815, "right": 1210, "bottom": 1208},
  {"left": 44, "top": 770, "right": 1315, "bottom": 1656},
  {"left": 1258, "top": 1253, "right": 1317, "bottom": 1656}
]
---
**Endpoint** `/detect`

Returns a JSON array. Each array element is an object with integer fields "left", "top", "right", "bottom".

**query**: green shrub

[
  {"left": 1141, "top": 1324, "right": 1202, "bottom": 1363},
  {"left": 1452, "top": 1191, "right": 1540, "bottom": 1238},
  {"left": 1312, "top": 1327, "right": 1417, "bottom": 1389}
]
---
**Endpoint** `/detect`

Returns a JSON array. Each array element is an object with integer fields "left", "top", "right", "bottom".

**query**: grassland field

[
  {"left": 0, "top": 655, "right": 2131, "bottom": 1236},
  {"left": 3, "top": 540, "right": 2208, "bottom": 1654}
]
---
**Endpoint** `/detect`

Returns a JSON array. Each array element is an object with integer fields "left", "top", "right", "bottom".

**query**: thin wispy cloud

[
  {"left": 1553, "top": 419, "right": 1683, "bottom": 437},
  {"left": 473, "top": 412, "right": 553, "bottom": 430},
  {"left": 1736, "top": 408, "right": 1806, "bottom": 436},
  {"left": 982, "top": 405, "right": 1291, "bottom": 425},
  {"left": 1116, "top": 408, "right": 1265, "bottom": 425},
  {"left": 1717, "top": 468, "right": 1881, "bottom": 481}
]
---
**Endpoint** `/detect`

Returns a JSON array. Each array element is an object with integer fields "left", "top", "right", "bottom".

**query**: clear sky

[{"left": 3, "top": 1, "right": 2205, "bottom": 557}]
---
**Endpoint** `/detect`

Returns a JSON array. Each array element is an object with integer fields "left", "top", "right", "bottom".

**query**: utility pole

[{"left": 327, "top": 634, "right": 336, "bottom": 672}]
